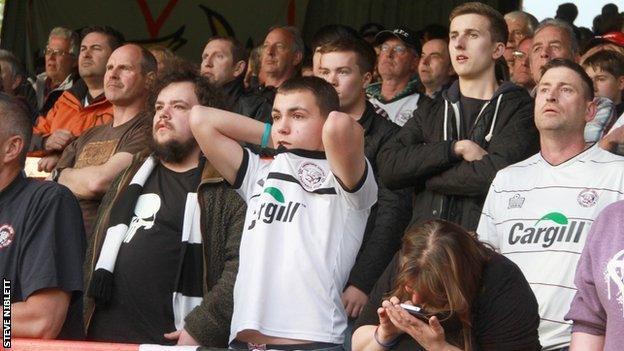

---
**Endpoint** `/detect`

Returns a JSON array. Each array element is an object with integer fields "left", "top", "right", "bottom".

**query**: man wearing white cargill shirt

[{"left": 477, "top": 58, "right": 624, "bottom": 351}]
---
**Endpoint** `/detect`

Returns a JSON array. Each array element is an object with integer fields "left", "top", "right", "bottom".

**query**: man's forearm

[
  {"left": 192, "top": 106, "right": 268, "bottom": 146},
  {"left": 570, "top": 332, "right": 605, "bottom": 351},
  {"left": 11, "top": 290, "right": 70, "bottom": 338},
  {"left": 57, "top": 152, "right": 132, "bottom": 200},
  {"left": 58, "top": 167, "right": 101, "bottom": 199}
]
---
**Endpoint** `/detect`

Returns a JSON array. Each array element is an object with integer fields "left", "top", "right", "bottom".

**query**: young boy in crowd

[
  {"left": 583, "top": 50, "right": 624, "bottom": 117},
  {"left": 189, "top": 76, "right": 377, "bottom": 350},
  {"left": 582, "top": 50, "right": 624, "bottom": 145}
]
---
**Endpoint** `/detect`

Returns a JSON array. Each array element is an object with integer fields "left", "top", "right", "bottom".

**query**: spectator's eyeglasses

[
  {"left": 512, "top": 50, "right": 527, "bottom": 60},
  {"left": 44, "top": 47, "right": 71, "bottom": 57},
  {"left": 380, "top": 44, "right": 408, "bottom": 55}
]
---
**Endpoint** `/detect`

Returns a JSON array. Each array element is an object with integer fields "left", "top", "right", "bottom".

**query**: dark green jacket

[{"left": 85, "top": 151, "right": 245, "bottom": 347}]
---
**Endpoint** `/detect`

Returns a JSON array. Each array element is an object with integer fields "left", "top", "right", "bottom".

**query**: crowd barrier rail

[{"left": 5, "top": 338, "right": 229, "bottom": 351}]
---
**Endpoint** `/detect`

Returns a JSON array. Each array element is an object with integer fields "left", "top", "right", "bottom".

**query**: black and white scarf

[{"left": 88, "top": 155, "right": 204, "bottom": 330}]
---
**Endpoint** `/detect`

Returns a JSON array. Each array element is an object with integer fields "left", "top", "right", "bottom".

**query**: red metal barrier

[{"left": 5, "top": 338, "right": 139, "bottom": 350}]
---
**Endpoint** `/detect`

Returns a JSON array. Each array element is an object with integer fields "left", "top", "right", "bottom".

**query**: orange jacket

[{"left": 31, "top": 80, "right": 113, "bottom": 156}]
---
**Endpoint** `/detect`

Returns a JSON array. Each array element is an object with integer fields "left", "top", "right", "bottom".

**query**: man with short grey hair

[
  {"left": 0, "top": 50, "right": 37, "bottom": 120},
  {"left": 504, "top": 11, "right": 538, "bottom": 48},
  {"left": 529, "top": 19, "right": 579, "bottom": 84},
  {"left": 32, "top": 27, "right": 79, "bottom": 115},
  {"left": 257, "top": 26, "right": 303, "bottom": 103}
]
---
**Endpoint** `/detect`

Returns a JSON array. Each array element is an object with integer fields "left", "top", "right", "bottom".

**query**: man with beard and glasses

[{"left": 85, "top": 63, "right": 245, "bottom": 348}]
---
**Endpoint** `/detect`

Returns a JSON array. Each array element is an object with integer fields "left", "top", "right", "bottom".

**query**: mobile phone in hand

[{"left": 399, "top": 303, "right": 430, "bottom": 323}]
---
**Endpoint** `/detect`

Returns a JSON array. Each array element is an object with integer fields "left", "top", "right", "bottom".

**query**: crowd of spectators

[{"left": 1, "top": 2, "right": 624, "bottom": 351}]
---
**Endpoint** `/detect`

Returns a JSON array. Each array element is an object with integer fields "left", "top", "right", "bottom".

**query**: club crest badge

[
  {"left": 508, "top": 194, "right": 525, "bottom": 209},
  {"left": 297, "top": 162, "right": 326, "bottom": 191},
  {"left": 578, "top": 189, "right": 598, "bottom": 208},
  {"left": 0, "top": 224, "right": 15, "bottom": 250}
]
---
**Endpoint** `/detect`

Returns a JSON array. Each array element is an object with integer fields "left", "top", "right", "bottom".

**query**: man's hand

[
  {"left": 164, "top": 328, "right": 200, "bottom": 346},
  {"left": 38, "top": 154, "right": 61, "bottom": 173},
  {"left": 44, "top": 129, "right": 75, "bottom": 152},
  {"left": 453, "top": 140, "right": 488, "bottom": 161},
  {"left": 342, "top": 285, "right": 369, "bottom": 318},
  {"left": 600, "top": 125, "right": 624, "bottom": 152}
]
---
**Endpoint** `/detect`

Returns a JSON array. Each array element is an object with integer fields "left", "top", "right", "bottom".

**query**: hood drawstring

[
  {"left": 443, "top": 100, "right": 449, "bottom": 140},
  {"left": 485, "top": 94, "right": 503, "bottom": 142}
]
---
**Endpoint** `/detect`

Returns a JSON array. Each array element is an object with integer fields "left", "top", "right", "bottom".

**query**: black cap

[{"left": 375, "top": 27, "right": 421, "bottom": 55}]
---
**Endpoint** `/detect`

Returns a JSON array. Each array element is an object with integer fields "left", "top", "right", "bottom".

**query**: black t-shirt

[
  {"left": 616, "top": 102, "right": 624, "bottom": 118},
  {"left": 354, "top": 251, "right": 541, "bottom": 351},
  {"left": 88, "top": 164, "right": 201, "bottom": 344},
  {"left": 459, "top": 95, "right": 489, "bottom": 139},
  {"left": 0, "top": 173, "right": 85, "bottom": 339}
]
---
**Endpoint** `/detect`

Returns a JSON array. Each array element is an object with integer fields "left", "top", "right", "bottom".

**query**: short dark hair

[
  {"left": 541, "top": 58, "right": 595, "bottom": 101},
  {"left": 0, "top": 93, "right": 31, "bottom": 166},
  {"left": 318, "top": 37, "right": 376, "bottom": 74},
  {"left": 556, "top": 3, "right": 578, "bottom": 23},
  {"left": 311, "top": 24, "right": 359, "bottom": 49},
  {"left": 206, "top": 36, "right": 248, "bottom": 64},
  {"left": 449, "top": 2, "right": 508, "bottom": 45},
  {"left": 80, "top": 25, "right": 126, "bottom": 51},
  {"left": 136, "top": 45, "right": 158, "bottom": 75},
  {"left": 422, "top": 24, "right": 449, "bottom": 41},
  {"left": 147, "top": 60, "right": 226, "bottom": 116},
  {"left": 582, "top": 50, "right": 624, "bottom": 80},
  {"left": 277, "top": 76, "right": 340, "bottom": 118}
]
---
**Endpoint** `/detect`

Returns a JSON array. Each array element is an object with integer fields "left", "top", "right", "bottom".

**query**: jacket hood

[
  {"left": 442, "top": 79, "right": 526, "bottom": 104},
  {"left": 440, "top": 80, "right": 529, "bottom": 144}
]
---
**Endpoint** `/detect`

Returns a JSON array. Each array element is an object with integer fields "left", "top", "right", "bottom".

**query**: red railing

[
  {"left": 4, "top": 338, "right": 225, "bottom": 350},
  {"left": 6, "top": 338, "right": 139, "bottom": 350}
]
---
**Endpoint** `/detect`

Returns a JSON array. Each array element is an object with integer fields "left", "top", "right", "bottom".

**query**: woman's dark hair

[{"left": 390, "top": 219, "right": 492, "bottom": 351}]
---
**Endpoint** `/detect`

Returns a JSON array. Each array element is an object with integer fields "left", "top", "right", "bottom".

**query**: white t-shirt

[
  {"left": 369, "top": 93, "right": 420, "bottom": 127},
  {"left": 477, "top": 145, "right": 624, "bottom": 350},
  {"left": 229, "top": 148, "right": 378, "bottom": 344}
]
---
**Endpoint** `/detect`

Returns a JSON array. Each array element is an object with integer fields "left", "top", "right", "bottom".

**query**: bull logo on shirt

[{"left": 0, "top": 224, "right": 14, "bottom": 250}]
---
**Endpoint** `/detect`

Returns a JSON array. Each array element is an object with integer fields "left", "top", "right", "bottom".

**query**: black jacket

[
  {"left": 378, "top": 80, "right": 539, "bottom": 231},
  {"left": 347, "top": 102, "right": 412, "bottom": 294},
  {"left": 223, "top": 76, "right": 272, "bottom": 123}
]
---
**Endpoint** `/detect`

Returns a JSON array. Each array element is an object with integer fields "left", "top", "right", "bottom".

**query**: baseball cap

[
  {"left": 600, "top": 31, "right": 624, "bottom": 47},
  {"left": 585, "top": 31, "right": 624, "bottom": 52},
  {"left": 375, "top": 27, "right": 421, "bottom": 54}
]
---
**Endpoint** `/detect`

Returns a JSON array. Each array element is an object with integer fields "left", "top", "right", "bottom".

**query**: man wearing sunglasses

[{"left": 367, "top": 27, "right": 422, "bottom": 126}]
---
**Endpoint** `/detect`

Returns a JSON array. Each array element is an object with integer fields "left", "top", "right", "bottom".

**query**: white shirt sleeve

[
  {"left": 334, "top": 158, "right": 378, "bottom": 211},
  {"left": 233, "top": 148, "right": 263, "bottom": 201},
  {"left": 477, "top": 180, "right": 501, "bottom": 251}
]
